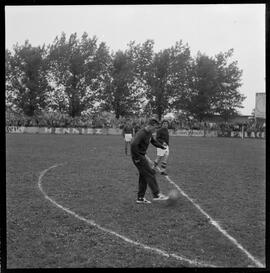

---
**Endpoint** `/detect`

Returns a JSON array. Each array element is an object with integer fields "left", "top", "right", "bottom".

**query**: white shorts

[
  {"left": 157, "top": 146, "right": 169, "bottom": 156},
  {"left": 124, "top": 134, "right": 132, "bottom": 142}
]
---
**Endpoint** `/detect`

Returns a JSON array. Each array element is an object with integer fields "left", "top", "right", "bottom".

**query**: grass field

[{"left": 6, "top": 134, "right": 265, "bottom": 268}]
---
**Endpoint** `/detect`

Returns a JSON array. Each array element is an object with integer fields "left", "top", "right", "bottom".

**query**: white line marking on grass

[
  {"left": 163, "top": 174, "right": 265, "bottom": 268},
  {"left": 38, "top": 163, "right": 216, "bottom": 268}
]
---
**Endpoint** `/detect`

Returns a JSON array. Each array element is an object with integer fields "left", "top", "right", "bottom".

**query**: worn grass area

[{"left": 6, "top": 134, "right": 265, "bottom": 268}]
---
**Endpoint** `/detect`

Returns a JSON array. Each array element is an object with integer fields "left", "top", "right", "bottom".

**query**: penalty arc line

[
  {"left": 38, "top": 163, "right": 217, "bottom": 268},
  {"left": 163, "top": 173, "right": 265, "bottom": 268}
]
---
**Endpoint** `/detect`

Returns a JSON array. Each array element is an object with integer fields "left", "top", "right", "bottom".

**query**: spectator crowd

[{"left": 6, "top": 109, "right": 266, "bottom": 136}]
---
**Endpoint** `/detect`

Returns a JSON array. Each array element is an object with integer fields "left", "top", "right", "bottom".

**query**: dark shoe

[
  {"left": 136, "top": 197, "right": 151, "bottom": 204},
  {"left": 160, "top": 170, "right": 168, "bottom": 176}
]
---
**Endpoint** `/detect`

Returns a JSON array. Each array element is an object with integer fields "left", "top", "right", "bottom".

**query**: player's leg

[
  {"left": 140, "top": 157, "right": 167, "bottom": 200},
  {"left": 132, "top": 157, "right": 151, "bottom": 204},
  {"left": 127, "top": 141, "right": 131, "bottom": 155},
  {"left": 124, "top": 141, "right": 128, "bottom": 155},
  {"left": 160, "top": 147, "right": 169, "bottom": 175},
  {"left": 137, "top": 173, "right": 147, "bottom": 200},
  {"left": 154, "top": 154, "right": 162, "bottom": 169},
  {"left": 154, "top": 147, "right": 165, "bottom": 170}
]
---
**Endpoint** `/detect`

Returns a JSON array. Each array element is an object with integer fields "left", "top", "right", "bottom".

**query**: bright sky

[{"left": 5, "top": 4, "right": 265, "bottom": 115}]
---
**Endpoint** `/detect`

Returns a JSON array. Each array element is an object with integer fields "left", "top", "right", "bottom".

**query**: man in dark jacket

[{"left": 131, "top": 117, "right": 168, "bottom": 204}]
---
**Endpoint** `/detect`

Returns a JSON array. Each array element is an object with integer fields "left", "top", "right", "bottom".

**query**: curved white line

[
  {"left": 164, "top": 175, "right": 265, "bottom": 268},
  {"left": 150, "top": 158, "right": 264, "bottom": 267},
  {"left": 38, "top": 163, "right": 217, "bottom": 268}
]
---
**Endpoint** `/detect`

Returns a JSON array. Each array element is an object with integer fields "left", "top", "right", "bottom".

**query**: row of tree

[{"left": 5, "top": 32, "right": 245, "bottom": 121}]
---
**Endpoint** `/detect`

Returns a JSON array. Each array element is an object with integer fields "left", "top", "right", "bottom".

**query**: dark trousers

[{"left": 132, "top": 155, "right": 160, "bottom": 198}]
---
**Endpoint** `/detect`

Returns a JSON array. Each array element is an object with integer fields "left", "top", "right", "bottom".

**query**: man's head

[
  {"left": 161, "top": 120, "right": 169, "bottom": 128},
  {"left": 146, "top": 117, "right": 160, "bottom": 133}
]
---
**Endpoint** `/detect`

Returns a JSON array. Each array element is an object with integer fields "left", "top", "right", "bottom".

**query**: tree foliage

[
  {"left": 5, "top": 41, "right": 50, "bottom": 116},
  {"left": 213, "top": 49, "right": 245, "bottom": 121},
  {"left": 127, "top": 40, "right": 192, "bottom": 120},
  {"left": 173, "top": 49, "right": 244, "bottom": 121},
  {"left": 5, "top": 34, "right": 246, "bottom": 121},
  {"left": 99, "top": 50, "right": 144, "bottom": 118},
  {"left": 47, "top": 32, "right": 111, "bottom": 117},
  {"left": 182, "top": 53, "right": 219, "bottom": 121}
]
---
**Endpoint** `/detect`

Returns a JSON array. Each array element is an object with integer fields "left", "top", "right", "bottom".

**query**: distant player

[
  {"left": 154, "top": 120, "right": 170, "bottom": 175},
  {"left": 130, "top": 117, "right": 168, "bottom": 204},
  {"left": 122, "top": 120, "right": 133, "bottom": 155}
]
